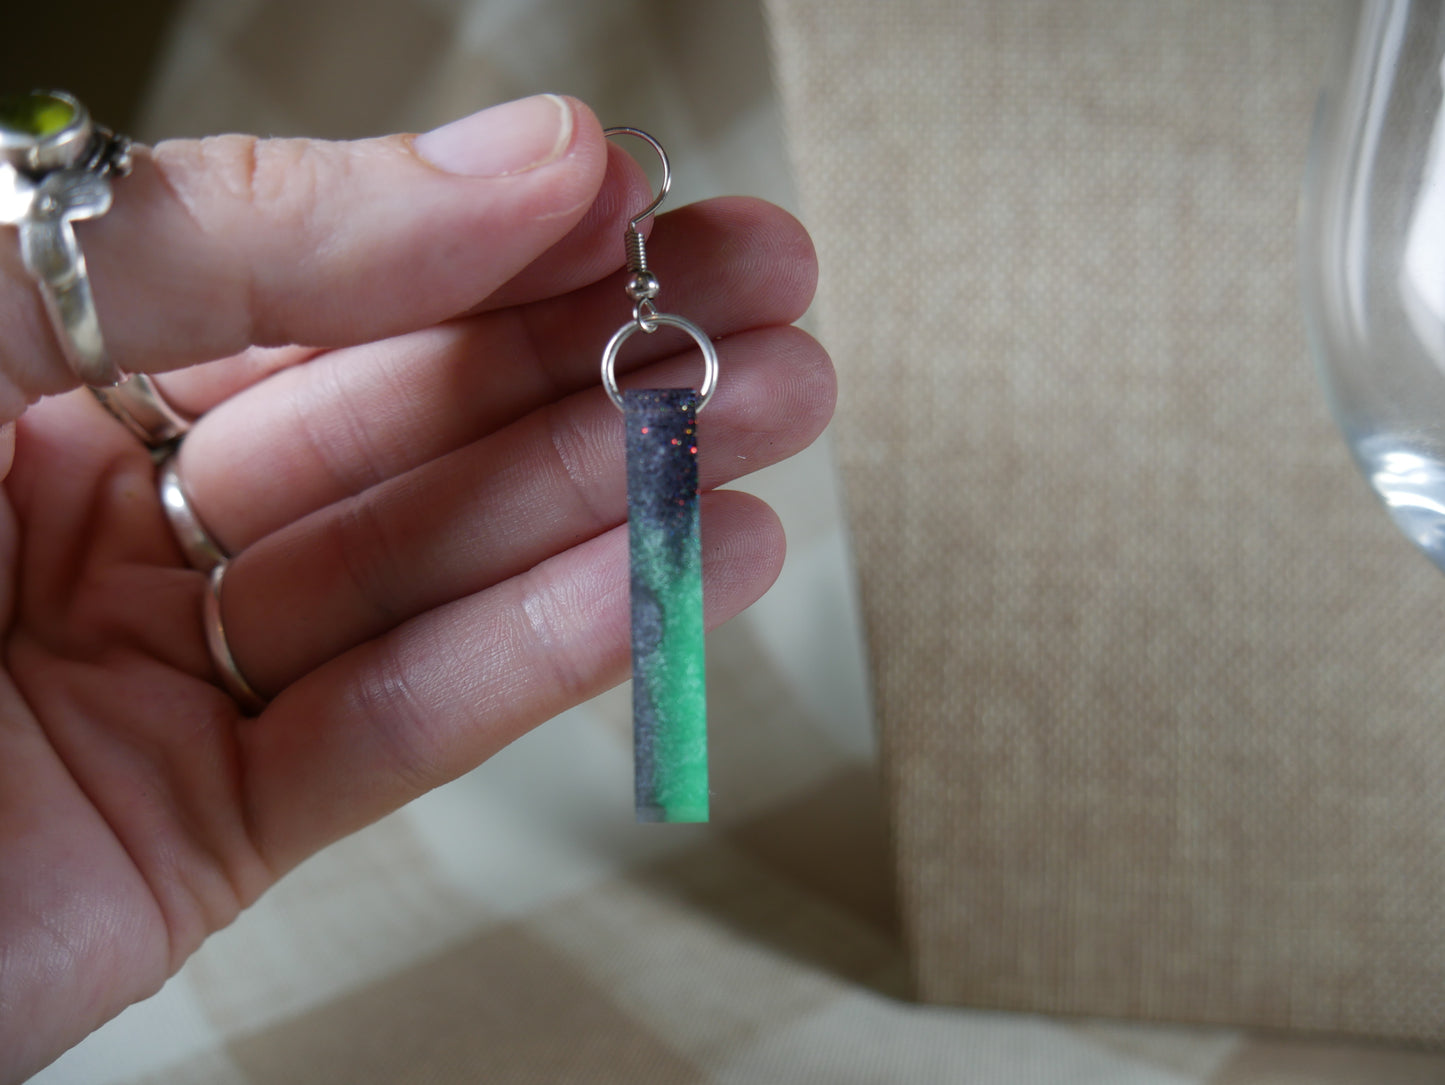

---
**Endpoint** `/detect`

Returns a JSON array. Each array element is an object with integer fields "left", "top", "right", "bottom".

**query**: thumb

[{"left": 0, "top": 94, "right": 607, "bottom": 411}]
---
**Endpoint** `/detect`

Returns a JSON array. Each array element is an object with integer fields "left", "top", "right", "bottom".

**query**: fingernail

[{"left": 414, "top": 94, "right": 573, "bottom": 177}]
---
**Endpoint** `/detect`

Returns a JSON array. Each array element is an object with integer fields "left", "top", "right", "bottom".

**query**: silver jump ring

[
  {"left": 92, "top": 373, "right": 191, "bottom": 448},
  {"left": 0, "top": 90, "right": 133, "bottom": 387},
  {"left": 158, "top": 452, "right": 229, "bottom": 572},
  {"left": 600, "top": 312, "right": 718, "bottom": 413},
  {"left": 204, "top": 563, "right": 267, "bottom": 715}
]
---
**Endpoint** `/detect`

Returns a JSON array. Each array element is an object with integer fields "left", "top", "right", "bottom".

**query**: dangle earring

[{"left": 601, "top": 127, "right": 718, "bottom": 824}]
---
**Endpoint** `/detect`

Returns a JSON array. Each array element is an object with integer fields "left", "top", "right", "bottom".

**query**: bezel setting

[{"left": 0, "top": 90, "right": 95, "bottom": 174}]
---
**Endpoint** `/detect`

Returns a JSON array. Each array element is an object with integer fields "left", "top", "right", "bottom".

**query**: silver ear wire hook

[
  {"left": 604, "top": 126, "right": 672, "bottom": 330},
  {"left": 600, "top": 126, "right": 718, "bottom": 414},
  {"left": 604, "top": 126, "right": 671, "bottom": 231}
]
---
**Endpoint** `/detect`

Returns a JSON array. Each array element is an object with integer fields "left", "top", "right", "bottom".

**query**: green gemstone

[{"left": 0, "top": 91, "right": 78, "bottom": 140}]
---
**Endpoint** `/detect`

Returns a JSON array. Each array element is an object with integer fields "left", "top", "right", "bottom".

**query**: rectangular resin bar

[{"left": 624, "top": 389, "right": 708, "bottom": 822}]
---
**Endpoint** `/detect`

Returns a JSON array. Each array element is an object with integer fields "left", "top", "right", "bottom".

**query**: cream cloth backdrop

[
  {"left": 29, "top": 0, "right": 1445, "bottom": 1082},
  {"left": 769, "top": 0, "right": 1445, "bottom": 1049}
]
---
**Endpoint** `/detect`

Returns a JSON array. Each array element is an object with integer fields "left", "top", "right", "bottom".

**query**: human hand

[{"left": 0, "top": 94, "right": 832, "bottom": 1081}]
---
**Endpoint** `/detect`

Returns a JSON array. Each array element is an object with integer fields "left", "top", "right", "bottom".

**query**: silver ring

[
  {"left": 158, "top": 452, "right": 229, "bottom": 571},
  {"left": 600, "top": 312, "right": 718, "bottom": 413},
  {"left": 204, "top": 563, "right": 267, "bottom": 715},
  {"left": 1, "top": 89, "right": 133, "bottom": 387},
  {"left": 92, "top": 373, "right": 191, "bottom": 448}
]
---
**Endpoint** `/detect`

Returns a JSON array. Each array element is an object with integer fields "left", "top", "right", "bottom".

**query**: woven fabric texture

[{"left": 768, "top": 0, "right": 1445, "bottom": 1045}]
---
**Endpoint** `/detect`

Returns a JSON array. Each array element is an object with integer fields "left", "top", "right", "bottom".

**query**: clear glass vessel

[{"left": 1303, "top": 0, "right": 1445, "bottom": 569}]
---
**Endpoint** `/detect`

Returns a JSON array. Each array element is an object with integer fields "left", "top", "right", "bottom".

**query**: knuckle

[
  {"left": 542, "top": 401, "right": 611, "bottom": 526},
  {"left": 347, "top": 639, "right": 449, "bottom": 794},
  {"left": 179, "top": 135, "right": 328, "bottom": 230},
  {"left": 331, "top": 495, "right": 405, "bottom": 632},
  {"left": 292, "top": 361, "right": 391, "bottom": 496},
  {"left": 517, "top": 575, "right": 589, "bottom": 704},
  {"left": 160, "top": 135, "right": 339, "bottom": 340}
]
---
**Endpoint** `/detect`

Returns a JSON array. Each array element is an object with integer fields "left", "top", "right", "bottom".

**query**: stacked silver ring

[
  {"left": 160, "top": 453, "right": 268, "bottom": 715},
  {"left": 204, "top": 564, "right": 268, "bottom": 715},
  {"left": 4, "top": 89, "right": 267, "bottom": 715}
]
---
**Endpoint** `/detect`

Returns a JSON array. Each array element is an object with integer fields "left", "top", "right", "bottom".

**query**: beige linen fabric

[{"left": 768, "top": 0, "right": 1445, "bottom": 1046}]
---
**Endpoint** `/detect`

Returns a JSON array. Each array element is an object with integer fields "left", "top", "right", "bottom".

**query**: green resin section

[
  {"left": 631, "top": 527, "right": 707, "bottom": 822},
  {"left": 0, "top": 92, "right": 77, "bottom": 139}
]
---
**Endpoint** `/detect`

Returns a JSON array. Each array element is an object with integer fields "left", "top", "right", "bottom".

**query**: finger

[
  {"left": 470, "top": 142, "right": 656, "bottom": 312},
  {"left": 238, "top": 489, "right": 783, "bottom": 872},
  {"left": 140, "top": 347, "right": 323, "bottom": 418},
  {"left": 221, "top": 325, "right": 831, "bottom": 695},
  {"left": 0, "top": 95, "right": 611, "bottom": 407},
  {"left": 146, "top": 142, "right": 655, "bottom": 417},
  {"left": 520, "top": 195, "right": 821, "bottom": 365},
  {"left": 176, "top": 197, "right": 817, "bottom": 550}
]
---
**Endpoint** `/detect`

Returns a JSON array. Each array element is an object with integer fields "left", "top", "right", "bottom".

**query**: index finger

[{"left": 0, "top": 95, "right": 607, "bottom": 412}]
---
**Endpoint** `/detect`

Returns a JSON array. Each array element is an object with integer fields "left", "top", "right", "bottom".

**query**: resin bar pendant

[
  {"left": 625, "top": 388, "right": 707, "bottom": 822},
  {"left": 599, "top": 126, "right": 718, "bottom": 821}
]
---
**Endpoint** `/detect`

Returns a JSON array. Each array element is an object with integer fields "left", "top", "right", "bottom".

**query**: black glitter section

[{"left": 624, "top": 389, "right": 700, "bottom": 567}]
